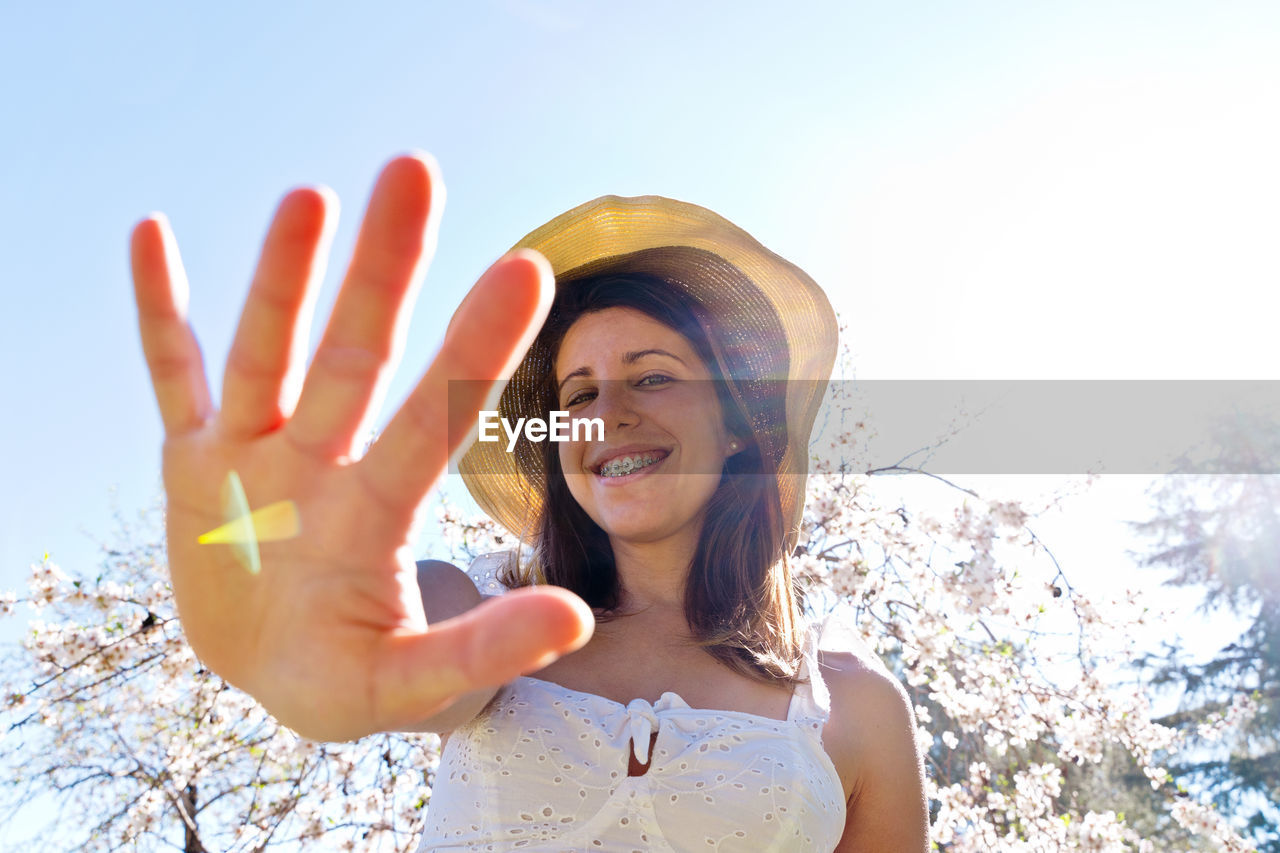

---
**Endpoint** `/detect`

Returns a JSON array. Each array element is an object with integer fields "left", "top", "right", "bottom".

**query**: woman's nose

[{"left": 592, "top": 381, "right": 639, "bottom": 429}]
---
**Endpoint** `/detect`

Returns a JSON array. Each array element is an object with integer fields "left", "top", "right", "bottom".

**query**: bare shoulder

[
  {"left": 819, "top": 650, "right": 929, "bottom": 852},
  {"left": 415, "top": 559, "right": 483, "bottom": 623},
  {"left": 819, "top": 647, "right": 906, "bottom": 710},
  {"left": 818, "top": 649, "right": 912, "bottom": 776}
]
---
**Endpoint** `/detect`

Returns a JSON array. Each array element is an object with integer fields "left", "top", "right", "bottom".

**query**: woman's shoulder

[
  {"left": 812, "top": 626, "right": 916, "bottom": 799},
  {"left": 416, "top": 552, "right": 520, "bottom": 599},
  {"left": 415, "top": 559, "right": 483, "bottom": 620},
  {"left": 818, "top": 650, "right": 921, "bottom": 828},
  {"left": 817, "top": 647, "right": 929, "bottom": 848},
  {"left": 818, "top": 648, "right": 910, "bottom": 723}
]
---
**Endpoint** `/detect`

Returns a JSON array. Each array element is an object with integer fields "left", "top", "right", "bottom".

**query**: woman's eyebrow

[
  {"left": 557, "top": 350, "right": 688, "bottom": 394},
  {"left": 623, "top": 348, "right": 686, "bottom": 366},
  {"left": 557, "top": 367, "right": 591, "bottom": 394}
]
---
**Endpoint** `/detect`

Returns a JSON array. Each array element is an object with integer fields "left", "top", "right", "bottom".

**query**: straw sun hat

[{"left": 457, "top": 195, "right": 838, "bottom": 550}]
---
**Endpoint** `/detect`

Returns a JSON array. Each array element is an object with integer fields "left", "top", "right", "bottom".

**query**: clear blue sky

[{"left": 2, "top": 0, "right": 1277, "bottom": 684}]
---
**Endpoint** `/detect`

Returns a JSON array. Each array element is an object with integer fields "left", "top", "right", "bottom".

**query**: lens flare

[{"left": 196, "top": 470, "right": 300, "bottom": 575}]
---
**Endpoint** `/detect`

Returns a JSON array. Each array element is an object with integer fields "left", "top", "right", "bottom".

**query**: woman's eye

[
  {"left": 565, "top": 390, "right": 595, "bottom": 407},
  {"left": 638, "top": 374, "right": 673, "bottom": 388}
]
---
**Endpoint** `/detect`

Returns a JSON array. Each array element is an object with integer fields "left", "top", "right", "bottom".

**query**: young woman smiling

[{"left": 129, "top": 153, "right": 928, "bottom": 851}]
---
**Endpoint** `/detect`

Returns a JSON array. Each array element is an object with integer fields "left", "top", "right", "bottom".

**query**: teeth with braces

[{"left": 598, "top": 453, "right": 662, "bottom": 478}]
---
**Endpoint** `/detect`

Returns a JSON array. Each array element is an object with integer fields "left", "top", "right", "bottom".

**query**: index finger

[
  {"left": 359, "top": 249, "right": 554, "bottom": 510},
  {"left": 130, "top": 215, "right": 214, "bottom": 435}
]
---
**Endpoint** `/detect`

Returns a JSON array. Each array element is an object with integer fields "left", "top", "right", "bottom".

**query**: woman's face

[{"left": 554, "top": 307, "right": 739, "bottom": 547}]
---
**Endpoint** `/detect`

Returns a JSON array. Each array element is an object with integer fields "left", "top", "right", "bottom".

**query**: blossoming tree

[
  {"left": 1, "top": 405, "right": 1264, "bottom": 850},
  {"left": 2, "top": 511, "right": 437, "bottom": 852}
]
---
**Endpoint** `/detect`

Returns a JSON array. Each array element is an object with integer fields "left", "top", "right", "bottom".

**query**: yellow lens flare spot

[{"left": 196, "top": 470, "right": 300, "bottom": 575}]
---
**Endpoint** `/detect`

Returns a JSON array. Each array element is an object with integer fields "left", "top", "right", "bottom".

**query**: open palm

[{"left": 130, "top": 154, "right": 592, "bottom": 742}]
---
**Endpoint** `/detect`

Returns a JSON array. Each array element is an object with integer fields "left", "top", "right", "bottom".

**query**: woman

[{"left": 129, "top": 154, "right": 927, "bottom": 851}]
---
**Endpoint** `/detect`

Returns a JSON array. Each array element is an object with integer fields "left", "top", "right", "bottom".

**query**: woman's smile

[{"left": 589, "top": 447, "right": 670, "bottom": 481}]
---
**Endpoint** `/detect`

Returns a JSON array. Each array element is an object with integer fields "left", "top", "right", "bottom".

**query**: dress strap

[
  {"left": 788, "top": 604, "right": 885, "bottom": 730},
  {"left": 787, "top": 617, "right": 832, "bottom": 729}
]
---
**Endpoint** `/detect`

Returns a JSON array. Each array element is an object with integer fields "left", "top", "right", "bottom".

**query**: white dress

[{"left": 415, "top": 557, "right": 849, "bottom": 852}]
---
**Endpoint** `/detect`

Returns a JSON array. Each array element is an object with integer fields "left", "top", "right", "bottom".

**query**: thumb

[{"left": 377, "top": 586, "right": 595, "bottom": 727}]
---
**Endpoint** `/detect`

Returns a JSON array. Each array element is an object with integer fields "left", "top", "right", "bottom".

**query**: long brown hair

[{"left": 499, "top": 272, "right": 807, "bottom": 685}]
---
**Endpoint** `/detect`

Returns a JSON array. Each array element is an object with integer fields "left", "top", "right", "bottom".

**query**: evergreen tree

[{"left": 1129, "top": 409, "right": 1280, "bottom": 852}]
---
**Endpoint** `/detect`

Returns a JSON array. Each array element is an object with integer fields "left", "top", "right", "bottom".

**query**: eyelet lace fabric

[{"left": 415, "top": 555, "right": 848, "bottom": 852}]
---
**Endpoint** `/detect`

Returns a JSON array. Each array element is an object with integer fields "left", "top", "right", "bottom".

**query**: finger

[
  {"left": 130, "top": 215, "right": 214, "bottom": 435},
  {"left": 360, "top": 249, "right": 554, "bottom": 510},
  {"left": 376, "top": 586, "right": 594, "bottom": 729},
  {"left": 289, "top": 153, "right": 442, "bottom": 460},
  {"left": 221, "top": 187, "right": 338, "bottom": 438}
]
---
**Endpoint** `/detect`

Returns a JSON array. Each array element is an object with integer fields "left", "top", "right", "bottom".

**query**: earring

[{"left": 728, "top": 440, "right": 740, "bottom": 452}]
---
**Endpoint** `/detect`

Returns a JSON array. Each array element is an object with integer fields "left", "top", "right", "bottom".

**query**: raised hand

[{"left": 130, "top": 154, "right": 593, "bottom": 741}]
